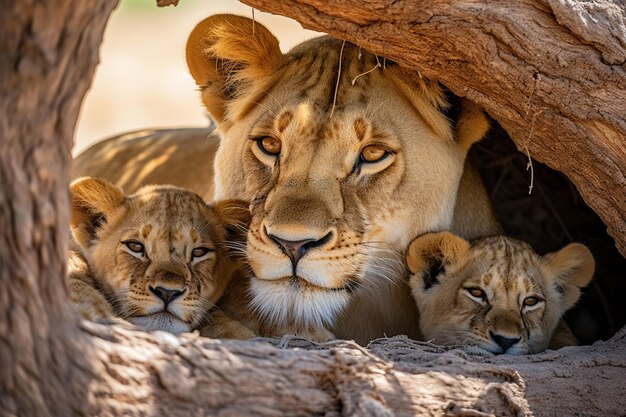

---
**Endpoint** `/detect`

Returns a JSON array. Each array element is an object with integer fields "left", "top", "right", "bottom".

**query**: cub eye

[
  {"left": 466, "top": 287, "right": 487, "bottom": 300},
  {"left": 192, "top": 247, "right": 213, "bottom": 258},
  {"left": 523, "top": 296, "right": 542, "bottom": 307},
  {"left": 257, "top": 137, "right": 282, "bottom": 156},
  {"left": 124, "top": 240, "right": 144, "bottom": 254},
  {"left": 360, "top": 144, "right": 388, "bottom": 163}
]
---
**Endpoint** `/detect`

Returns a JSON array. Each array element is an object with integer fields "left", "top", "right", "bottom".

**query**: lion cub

[
  {"left": 69, "top": 177, "right": 254, "bottom": 337},
  {"left": 406, "top": 232, "right": 595, "bottom": 354}
]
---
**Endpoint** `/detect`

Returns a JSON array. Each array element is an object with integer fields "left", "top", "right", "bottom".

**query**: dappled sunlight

[
  {"left": 394, "top": 369, "right": 529, "bottom": 414},
  {"left": 72, "top": 128, "right": 218, "bottom": 196},
  {"left": 296, "top": 102, "right": 313, "bottom": 125},
  {"left": 117, "top": 143, "right": 179, "bottom": 191}
]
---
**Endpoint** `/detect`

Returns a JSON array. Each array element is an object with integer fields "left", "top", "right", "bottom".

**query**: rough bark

[
  {"left": 157, "top": 0, "right": 180, "bottom": 6},
  {"left": 0, "top": 0, "right": 118, "bottom": 415},
  {"left": 50, "top": 321, "right": 626, "bottom": 417},
  {"left": 2, "top": 0, "right": 626, "bottom": 416},
  {"left": 239, "top": 0, "right": 626, "bottom": 257}
]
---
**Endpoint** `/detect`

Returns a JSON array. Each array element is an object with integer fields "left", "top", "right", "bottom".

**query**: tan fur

[
  {"left": 186, "top": 14, "right": 284, "bottom": 125},
  {"left": 202, "top": 268, "right": 335, "bottom": 342},
  {"left": 451, "top": 161, "right": 502, "bottom": 238},
  {"left": 71, "top": 128, "right": 218, "bottom": 197},
  {"left": 406, "top": 231, "right": 471, "bottom": 274},
  {"left": 186, "top": 15, "right": 498, "bottom": 344},
  {"left": 407, "top": 232, "right": 595, "bottom": 354},
  {"left": 68, "top": 249, "right": 116, "bottom": 321},
  {"left": 74, "top": 15, "right": 500, "bottom": 344},
  {"left": 69, "top": 177, "right": 252, "bottom": 336}
]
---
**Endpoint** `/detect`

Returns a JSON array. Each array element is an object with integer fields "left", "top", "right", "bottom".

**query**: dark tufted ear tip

[
  {"left": 442, "top": 89, "right": 490, "bottom": 151},
  {"left": 423, "top": 258, "right": 445, "bottom": 290}
]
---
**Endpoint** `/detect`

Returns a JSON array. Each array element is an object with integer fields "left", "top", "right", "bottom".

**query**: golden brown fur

[
  {"left": 186, "top": 15, "right": 500, "bottom": 343},
  {"left": 68, "top": 248, "right": 116, "bottom": 321},
  {"left": 69, "top": 177, "right": 252, "bottom": 336},
  {"left": 73, "top": 15, "right": 501, "bottom": 344},
  {"left": 406, "top": 232, "right": 595, "bottom": 354}
]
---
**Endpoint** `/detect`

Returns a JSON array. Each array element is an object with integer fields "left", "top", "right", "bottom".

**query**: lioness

[
  {"left": 74, "top": 15, "right": 501, "bottom": 343},
  {"left": 69, "top": 176, "right": 253, "bottom": 336},
  {"left": 406, "top": 232, "right": 594, "bottom": 354}
]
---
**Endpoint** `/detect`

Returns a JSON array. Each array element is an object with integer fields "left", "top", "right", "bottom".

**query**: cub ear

[
  {"left": 186, "top": 14, "right": 283, "bottom": 124},
  {"left": 406, "top": 231, "right": 470, "bottom": 291},
  {"left": 70, "top": 177, "right": 125, "bottom": 249},
  {"left": 543, "top": 243, "right": 595, "bottom": 311},
  {"left": 213, "top": 199, "right": 251, "bottom": 245}
]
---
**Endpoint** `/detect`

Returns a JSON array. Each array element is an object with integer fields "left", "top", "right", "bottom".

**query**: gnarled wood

[
  {"left": 1, "top": 0, "right": 626, "bottom": 416},
  {"left": 239, "top": 0, "right": 626, "bottom": 257},
  {"left": 0, "top": 1, "right": 118, "bottom": 415},
  {"left": 57, "top": 322, "right": 626, "bottom": 416}
]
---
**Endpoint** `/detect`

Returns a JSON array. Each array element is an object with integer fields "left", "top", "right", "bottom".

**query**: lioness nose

[
  {"left": 150, "top": 286, "right": 185, "bottom": 305},
  {"left": 490, "top": 331, "right": 521, "bottom": 351},
  {"left": 268, "top": 231, "right": 333, "bottom": 265}
]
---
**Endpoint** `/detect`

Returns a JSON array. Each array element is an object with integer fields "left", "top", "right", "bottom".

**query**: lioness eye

[
  {"left": 124, "top": 241, "right": 144, "bottom": 254},
  {"left": 466, "top": 287, "right": 486, "bottom": 300},
  {"left": 192, "top": 247, "right": 213, "bottom": 258},
  {"left": 523, "top": 296, "right": 541, "bottom": 307},
  {"left": 257, "top": 137, "right": 282, "bottom": 156},
  {"left": 360, "top": 144, "right": 388, "bottom": 163}
]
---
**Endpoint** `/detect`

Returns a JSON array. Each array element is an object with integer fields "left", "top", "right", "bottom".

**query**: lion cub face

[
  {"left": 406, "top": 232, "right": 595, "bottom": 354},
  {"left": 70, "top": 177, "right": 249, "bottom": 334}
]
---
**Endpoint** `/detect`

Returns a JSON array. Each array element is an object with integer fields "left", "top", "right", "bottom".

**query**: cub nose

[
  {"left": 267, "top": 231, "right": 333, "bottom": 265},
  {"left": 149, "top": 286, "right": 185, "bottom": 306},
  {"left": 490, "top": 331, "right": 521, "bottom": 352}
]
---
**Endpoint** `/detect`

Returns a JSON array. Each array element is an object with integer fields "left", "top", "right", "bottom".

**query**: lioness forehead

[
  {"left": 260, "top": 38, "right": 448, "bottom": 137},
  {"left": 284, "top": 38, "right": 374, "bottom": 110}
]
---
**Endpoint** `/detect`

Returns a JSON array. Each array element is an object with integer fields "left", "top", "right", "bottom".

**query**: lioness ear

[
  {"left": 406, "top": 231, "right": 470, "bottom": 291},
  {"left": 386, "top": 68, "right": 489, "bottom": 148},
  {"left": 213, "top": 199, "right": 251, "bottom": 245},
  {"left": 186, "top": 14, "right": 283, "bottom": 124},
  {"left": 543, "top": 243, "right": 595, "bottom": 311},
  {"left": 70, "top": 177, "right": 125, "bottom": 249},
  {"left": 454, "top": 98, "right": 490, "bottom": 152}
]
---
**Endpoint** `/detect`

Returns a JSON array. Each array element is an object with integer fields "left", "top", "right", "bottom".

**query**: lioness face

[
  {"left": 241, "top": 94, "right": 465, "bottom": 329},
  {"left": 187, "top": 16, "right": 488, "bottom": 332},
  {"left": 71, "top": 178, "right": 248, "bottom": 334},
  {"left": 407, "top": 233, "right": 595, "bottom": 354}
]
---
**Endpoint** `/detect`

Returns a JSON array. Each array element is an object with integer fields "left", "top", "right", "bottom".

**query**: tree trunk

[
  {"left": 0, "top": 1, "right": 118, "bottom": 415},
  {"left": 240, "top": 0, "right": 626, "bottom": 257},
  {"left": 1, "top": 1, "right": 625, "bottom": 416}
]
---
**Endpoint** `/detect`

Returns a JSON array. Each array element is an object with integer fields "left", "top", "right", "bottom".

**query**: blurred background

[{"left": 74, "top": 0, "right": 320, "bottom": 155}]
